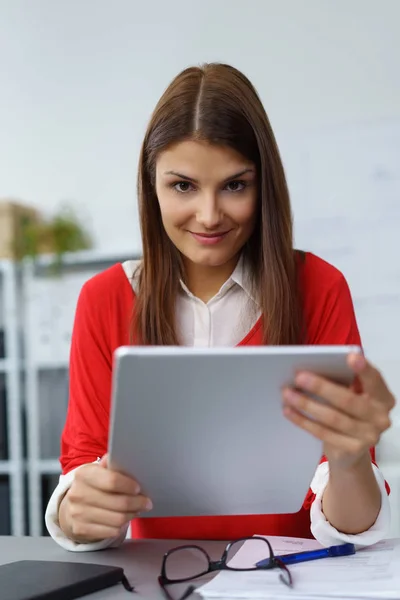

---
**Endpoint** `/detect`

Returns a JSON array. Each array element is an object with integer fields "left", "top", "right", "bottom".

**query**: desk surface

[{"left": 0, "top": 536, "right": 226, "bottom": 599}]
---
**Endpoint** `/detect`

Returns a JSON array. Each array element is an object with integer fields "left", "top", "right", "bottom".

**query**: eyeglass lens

[
  {"left": 224, "top": 537, "right": 273, "bottom": 570},
  {"left": 164, "top": 546, "right": 210, "bottom": 582}
]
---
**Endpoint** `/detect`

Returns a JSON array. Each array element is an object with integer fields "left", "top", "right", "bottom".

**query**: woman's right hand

[{"left": 58, "top": 454, "right": 152, "bottom": 543}]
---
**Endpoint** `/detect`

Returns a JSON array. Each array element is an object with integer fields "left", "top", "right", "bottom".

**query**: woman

[{"left": 46, "top": 63, "right": 394, "bottom": 551}]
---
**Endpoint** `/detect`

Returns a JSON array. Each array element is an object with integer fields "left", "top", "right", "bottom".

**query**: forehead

[{"left": 156, "top": 140, "right": 253, "bottom": 178}]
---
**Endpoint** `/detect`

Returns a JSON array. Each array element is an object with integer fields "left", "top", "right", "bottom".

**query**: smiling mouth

[
  {"left": 189, "top": 230, "right": 231, "bottom": 246},
  {"left": 190, "top": 231, "right": 230, "bottom": 238}
]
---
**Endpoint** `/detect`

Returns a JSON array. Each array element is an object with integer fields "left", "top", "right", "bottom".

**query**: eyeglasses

[{"left": 158, "top": 536, "right": 293, "bottom": 600}]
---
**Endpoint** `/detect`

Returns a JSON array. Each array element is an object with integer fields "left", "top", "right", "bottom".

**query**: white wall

[{"left": 1, "top": 0, "right": 399, "bottom": 251}]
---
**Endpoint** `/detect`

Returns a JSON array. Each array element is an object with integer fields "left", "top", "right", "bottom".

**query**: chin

[{"left": 185, "top": 249, "right": 237, "bottom": 268}]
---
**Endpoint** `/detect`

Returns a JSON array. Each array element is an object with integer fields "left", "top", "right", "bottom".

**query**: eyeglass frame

[{"left": 158, "top": 535, "right": 293, "bottom": 600}]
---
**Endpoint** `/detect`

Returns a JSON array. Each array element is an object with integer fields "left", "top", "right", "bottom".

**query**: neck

[{"left": 183, "top": 255, "right": 240, "bottom": 303}]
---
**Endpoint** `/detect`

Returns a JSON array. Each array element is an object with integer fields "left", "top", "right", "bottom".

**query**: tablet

[{"left": 108, "top": 345, "right": 361, "bottom": 517}]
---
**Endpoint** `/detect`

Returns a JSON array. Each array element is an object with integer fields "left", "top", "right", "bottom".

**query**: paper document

[{"left": 197, "top": 535, "right": 400, "bottom": 599}]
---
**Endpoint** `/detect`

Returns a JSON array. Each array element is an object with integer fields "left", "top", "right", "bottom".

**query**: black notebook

[{"left": 0, "top": 560, "right": 134, "bottom": 600}]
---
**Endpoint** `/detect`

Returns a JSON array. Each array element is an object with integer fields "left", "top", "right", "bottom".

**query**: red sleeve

[
  {"left": 300, "top": 254, "right": 390, "bottom": 507},
  {"left": 60, "top": 264, "right": 132, "bottom": 475},
  {"left": 60, "top": 280, "right": 112, "bottom": 474}
]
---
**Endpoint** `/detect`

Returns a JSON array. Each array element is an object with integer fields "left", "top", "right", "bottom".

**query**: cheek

[
  {"left": 230, "top": 199, "right": 258, "bottom": 228},
  {"left": 158, "top": 197, "right": 192, "bottom": 230}
]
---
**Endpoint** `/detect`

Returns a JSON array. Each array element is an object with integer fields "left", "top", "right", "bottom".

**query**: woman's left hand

[{"left": 282, "top": 352, "right": 396, "bottom": 470}]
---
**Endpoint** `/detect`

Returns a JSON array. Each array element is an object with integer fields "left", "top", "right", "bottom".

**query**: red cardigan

[{"left": 61, "top": 252, "right": 379, "bottom": 540}]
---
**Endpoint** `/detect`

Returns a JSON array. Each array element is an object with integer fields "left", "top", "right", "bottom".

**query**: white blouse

[{"left": 45, "top": 258, "right": 390, "bottom": 551}]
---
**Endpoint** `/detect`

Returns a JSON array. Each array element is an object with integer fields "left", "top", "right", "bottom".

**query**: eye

[
  {"left": 173, "top": 181, "right": 194, "bottom": 193},
  {"left": 225, "top": 180, "right": 246, "bottom": 193}
]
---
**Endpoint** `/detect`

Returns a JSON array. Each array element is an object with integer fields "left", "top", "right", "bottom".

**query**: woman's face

[{"left": 155, "top": 140, "right": 258, "bottom": 269}]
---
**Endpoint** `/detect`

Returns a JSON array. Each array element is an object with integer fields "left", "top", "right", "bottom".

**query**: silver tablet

[{"left": 108, "top": 345, "right": 361, "bottom": 517}]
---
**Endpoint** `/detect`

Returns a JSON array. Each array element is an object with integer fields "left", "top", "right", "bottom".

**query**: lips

[
  {"left": 190, "top": 231, "right": 230, "bottom": 245},
  {"left": 192, "top": 232, "right": 229, "bottom": 238}
]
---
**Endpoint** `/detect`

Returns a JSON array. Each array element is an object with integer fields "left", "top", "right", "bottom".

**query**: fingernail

[
  {"left": 352, "top": 353, "right": 366, "bottom": 371},
  {"left": 145, "top": 499, "right": 153, "bottom": 511},
  {"left": 295, "top": 372, "right": 313, "bottom": 389},
  {"left": 282, "top": 388, "right": 298, "bottom": 404}
]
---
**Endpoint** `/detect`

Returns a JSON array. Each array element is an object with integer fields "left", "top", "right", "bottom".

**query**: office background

[{"left": 0, "top": 0, "right": 399, "bottom": 537}]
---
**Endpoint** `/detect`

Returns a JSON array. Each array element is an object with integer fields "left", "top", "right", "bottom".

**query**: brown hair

[{"left": 133, "top": 63, "right": 303, "bottom": 346}]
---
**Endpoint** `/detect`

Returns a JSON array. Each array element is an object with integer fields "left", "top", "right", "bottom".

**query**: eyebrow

[{"left": 163, "top": 168, "right": 255, "bottom": 184}]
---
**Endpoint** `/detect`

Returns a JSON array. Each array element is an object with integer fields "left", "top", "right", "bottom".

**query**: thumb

[
  {"left": 348, "top": 352, "right": 394, "bottom": 408},
  {"left": 98, "top": 454, "right": 109, "bottom": 468}
]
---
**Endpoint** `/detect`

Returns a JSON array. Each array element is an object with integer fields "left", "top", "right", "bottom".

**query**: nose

[{"left": 196, "top": 193, "right": 222, "bottom": 230}]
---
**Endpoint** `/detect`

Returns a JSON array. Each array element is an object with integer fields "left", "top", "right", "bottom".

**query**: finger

[
  {"left": 70, "top": 521, "right": 125, "bottom": 543},
  {"left": 76, "top": 465, "right": 141, "bottom": 496},
  {"left": 283, "top": 405, "right": 371, "bottom": 455},
  {"left": 69, "top": 483, "right": 152, "bottom": 513},
  {"left": 71, "top": 505, "right": 136, "bottom": 529},
  {"left": 282, "top": 388, "right": 373, "bottom": 440},
  {"left": 348, "top": 353, "right": 395, "bottom": 410},
  {"left": 293, "top": 371, "right": 375, "bottom": 421}
]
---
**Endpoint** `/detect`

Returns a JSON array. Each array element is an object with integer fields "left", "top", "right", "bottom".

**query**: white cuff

[
  {"left": 310, "top": 461, "right": 391, "bottom": 547},
  {"left": 44, "top": 461, "right": 129, "bottom": 552}
]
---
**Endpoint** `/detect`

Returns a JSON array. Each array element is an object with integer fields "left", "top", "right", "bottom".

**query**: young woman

[{"left": 45, "top": 63, "right": 394, "bottom": 551}]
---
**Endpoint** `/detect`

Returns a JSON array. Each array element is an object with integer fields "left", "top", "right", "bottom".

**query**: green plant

[{"left": 15, "top": 205, "right": 92, "bottom": 271}]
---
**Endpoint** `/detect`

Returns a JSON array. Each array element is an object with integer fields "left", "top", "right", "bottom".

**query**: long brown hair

[{"left": 133, "top": 63, "right": 303, "bottom": 346}]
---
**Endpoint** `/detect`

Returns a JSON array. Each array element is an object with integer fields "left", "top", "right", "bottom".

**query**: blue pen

[{"left": 256, "top": 542, "right": 356, "bottom": 567}]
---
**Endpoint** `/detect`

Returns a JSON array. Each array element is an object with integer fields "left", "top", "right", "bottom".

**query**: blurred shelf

[
  {"left": 34, "top": 361, "right": 69, "bottom": 372},
  {"left": 0, "top": 259, "right": 13, "bottom": 271},
  {"left": 0, "top": 359, "right": 9, "bottom": 373},
  {"left": 37, "top": 460, "right": 61, "bottom": 475},
  {"left": 19, "top": 360, "right": 68, "bottom": 371},
  {"left": 0, "top": 461, "right": 11, "bottom": 475},
  {"left": 25, "top": 248, "right": 142, "bottom": 276},
  {"left": 0, "top": 260, "right": 25, "bottom": 534}
]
